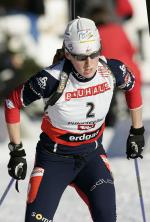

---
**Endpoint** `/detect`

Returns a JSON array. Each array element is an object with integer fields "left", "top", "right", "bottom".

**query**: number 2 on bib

[{"left": 86, "top": 102, "right": 95, "bottom": 118}]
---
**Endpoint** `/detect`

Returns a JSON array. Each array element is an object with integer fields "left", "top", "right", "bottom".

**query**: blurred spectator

[
  {"left": 0, "top": 0, "right": 45, "bottom": 42},
  {"left": 89, "top": 3, "right": 142, "bottom": 126},
  {"left": 0, "top": 0, "right": 26, "bottom": 14},
  {"left": 89, "top": 4, "right": 142, "bottom": 84},
  {"left": 0, "top": 35, "right": 41, "bottom": 105},
  {"left": 67, "top": 0, "right": 133, "bottom": 24},
  {"left": 25, "top": 0, "right": 45, "bottom": 42},
  {"left": 68, "top": 0, "right": 116, "bottom": 19},
  {"left": 115, "top": 0, "right": 133, "bottom": 21}
]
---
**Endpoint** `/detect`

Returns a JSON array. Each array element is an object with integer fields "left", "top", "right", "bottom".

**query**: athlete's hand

[
  {"left": 126, "top": 126, "right": 145, "bottom": 159},
  {"left": 8, "top": 142, "right": 27, "bottom": 180}
]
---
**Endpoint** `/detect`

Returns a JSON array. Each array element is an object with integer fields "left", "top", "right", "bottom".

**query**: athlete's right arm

[
  {"left": 4, "top": 68, "right": 60, "bottom": 123},
  {"left": 4, "top": 68, "right": 60, "bottom": 180}
]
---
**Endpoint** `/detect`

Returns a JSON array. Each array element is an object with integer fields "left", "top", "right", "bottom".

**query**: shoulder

[
  {"left": 28, "top": 60, "right": 65, "bottom": 92},
  {"left": 23, "top": 62, "right": 64, "bottom": 100},
  {"left": 106, "top": 58, "right": 127, "bottom": 74},
  {"left": 106, "top": 58, "right": 135, "bottom": 90},
  {"left": 44, "top": 59, "right": 65, "bottom": 81}
]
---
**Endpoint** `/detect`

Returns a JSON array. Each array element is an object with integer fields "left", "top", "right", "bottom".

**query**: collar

[{"left": 72, "top": 67, "right": 96, "bottom": 82}]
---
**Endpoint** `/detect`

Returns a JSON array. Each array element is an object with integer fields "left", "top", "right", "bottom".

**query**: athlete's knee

[{"left": 25, "top": 167, "right": 54, "bottom": 221}]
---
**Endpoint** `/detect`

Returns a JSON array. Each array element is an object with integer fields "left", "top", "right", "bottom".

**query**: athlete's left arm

[{"left": 107, "top": 59, "right": 145, "bottom": 159}]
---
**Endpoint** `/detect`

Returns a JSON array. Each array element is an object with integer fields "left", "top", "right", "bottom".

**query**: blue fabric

[
  {"left": 25, "top": 143, "right": 116, "bottom": 221},
  {"left": 107, "top": 59, "right": 135, "bottom": 90}
]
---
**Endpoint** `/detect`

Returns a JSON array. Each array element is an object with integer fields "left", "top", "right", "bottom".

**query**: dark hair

[{"left": 89, "top": 3, "right": 120, "bottom": 26}]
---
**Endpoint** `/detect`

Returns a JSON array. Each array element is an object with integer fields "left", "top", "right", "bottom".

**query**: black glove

[
  {"left": 126, "top": 126, "right": 145, "bottom": 159},
  {"left": 8, "top": 142, "right": 27, "bottom": 180}
]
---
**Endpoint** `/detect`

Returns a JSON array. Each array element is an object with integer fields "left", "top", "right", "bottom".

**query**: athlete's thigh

[
  {"left": 73, "top": 148, "right": 116, "bottom": 222},
  {"left": 25, "top": 147, "right": 75, "bottom": 222}
]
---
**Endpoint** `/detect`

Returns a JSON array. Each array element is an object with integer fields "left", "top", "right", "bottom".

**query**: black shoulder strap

[
  {"left": 99, "top": 57, "right": 116, "bottom": 85},
  {"left": 99, "top": 57, "right": 109, "bottom": 69},
  {"left": 44, "top": 57, "right": 115, "bottom": 110},
  {"left": 44, "top": 59, "right": 72, "bottom": 110}
]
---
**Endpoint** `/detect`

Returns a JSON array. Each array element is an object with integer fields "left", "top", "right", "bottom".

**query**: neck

[{"left": 72, "top": 67, "right": 96, "bottom": 82}]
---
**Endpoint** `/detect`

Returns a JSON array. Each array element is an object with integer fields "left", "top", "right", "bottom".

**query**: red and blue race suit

[{"left": 4, "top": 57, "right": 142, "bottom": 221}]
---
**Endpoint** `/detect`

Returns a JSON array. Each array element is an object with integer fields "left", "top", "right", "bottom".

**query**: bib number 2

[{"left": 86, "top": 102, "right": 95, "bottom": 118}]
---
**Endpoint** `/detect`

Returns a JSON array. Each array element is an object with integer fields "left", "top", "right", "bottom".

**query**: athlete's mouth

[{"left": 84, "top": 68, "right": 92, "bottom": 73}]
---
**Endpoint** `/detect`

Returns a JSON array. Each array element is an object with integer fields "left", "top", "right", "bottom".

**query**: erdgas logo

[
  {"left": 90, "top": 178, "right": 114, "bottom": 191},
  {"left": 59, "top": 129, "right": 100, "bottom": 142},
  {"left": 31, "top": 212, "right": 52, "bottom": 222},
  {"left": 69, "top": 130, "right": 99, "bottom": 142}
]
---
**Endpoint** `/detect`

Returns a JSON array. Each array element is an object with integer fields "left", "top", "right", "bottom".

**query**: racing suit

[{"left": 4, "top": 57, "right": 142, "bottom": 222}]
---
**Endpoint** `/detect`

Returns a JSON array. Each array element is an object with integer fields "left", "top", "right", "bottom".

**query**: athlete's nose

[{"left": 85, "top": 56, "right": 91, "bottom": 66}]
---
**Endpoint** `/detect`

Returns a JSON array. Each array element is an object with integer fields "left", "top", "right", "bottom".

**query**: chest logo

[
  {"left": 65, "top": 82, "right": 110, "bottom": 101},
  {"left": 78, "top": 124, "right": 95, "bottom": 130}
]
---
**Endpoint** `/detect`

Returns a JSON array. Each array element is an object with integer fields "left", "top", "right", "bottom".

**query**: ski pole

[
  {"left": 69, "top": 0, "right": 76, "bottom": 20},
  {"left": 134, "top": 159, "right": 147, "bottom": 222},
  {"left": 0, "top": 166, "right": 24, "bottom": 206},
  {"left": 0, "top": 178, "right": 15, "bottom": 206}
]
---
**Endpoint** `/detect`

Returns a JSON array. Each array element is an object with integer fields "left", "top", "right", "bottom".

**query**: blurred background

[{"left": 0, "top": 0, "right": 150, "bottom": 221}]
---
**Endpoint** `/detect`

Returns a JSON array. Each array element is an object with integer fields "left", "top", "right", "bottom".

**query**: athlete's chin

[{"left": 83, "top": 69, "right": 95, "bottom": 78}]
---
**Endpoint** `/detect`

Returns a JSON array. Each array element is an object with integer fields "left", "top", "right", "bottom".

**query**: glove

[
  {"left": 126, "top": 126, "right": 145, "bottom": 159},
  {"left": 8, "top": 142, "right": 27, "bottom": 180}
]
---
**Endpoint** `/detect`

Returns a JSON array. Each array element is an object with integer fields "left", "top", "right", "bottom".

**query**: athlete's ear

[{"left": 64, "top": 50, "right": 71, "bottom": 60}]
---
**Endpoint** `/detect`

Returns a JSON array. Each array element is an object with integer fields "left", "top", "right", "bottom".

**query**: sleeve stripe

[
  {"left": 125, "top": 80, "right": 142, "bottom": 109},
  {"left": 4, "top": 85, "right": 23, "bottom": 123}
]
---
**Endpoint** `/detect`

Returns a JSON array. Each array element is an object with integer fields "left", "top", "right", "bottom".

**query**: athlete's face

[{"left": 65, "top": 51, "right": 99, "bottom": 78}]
